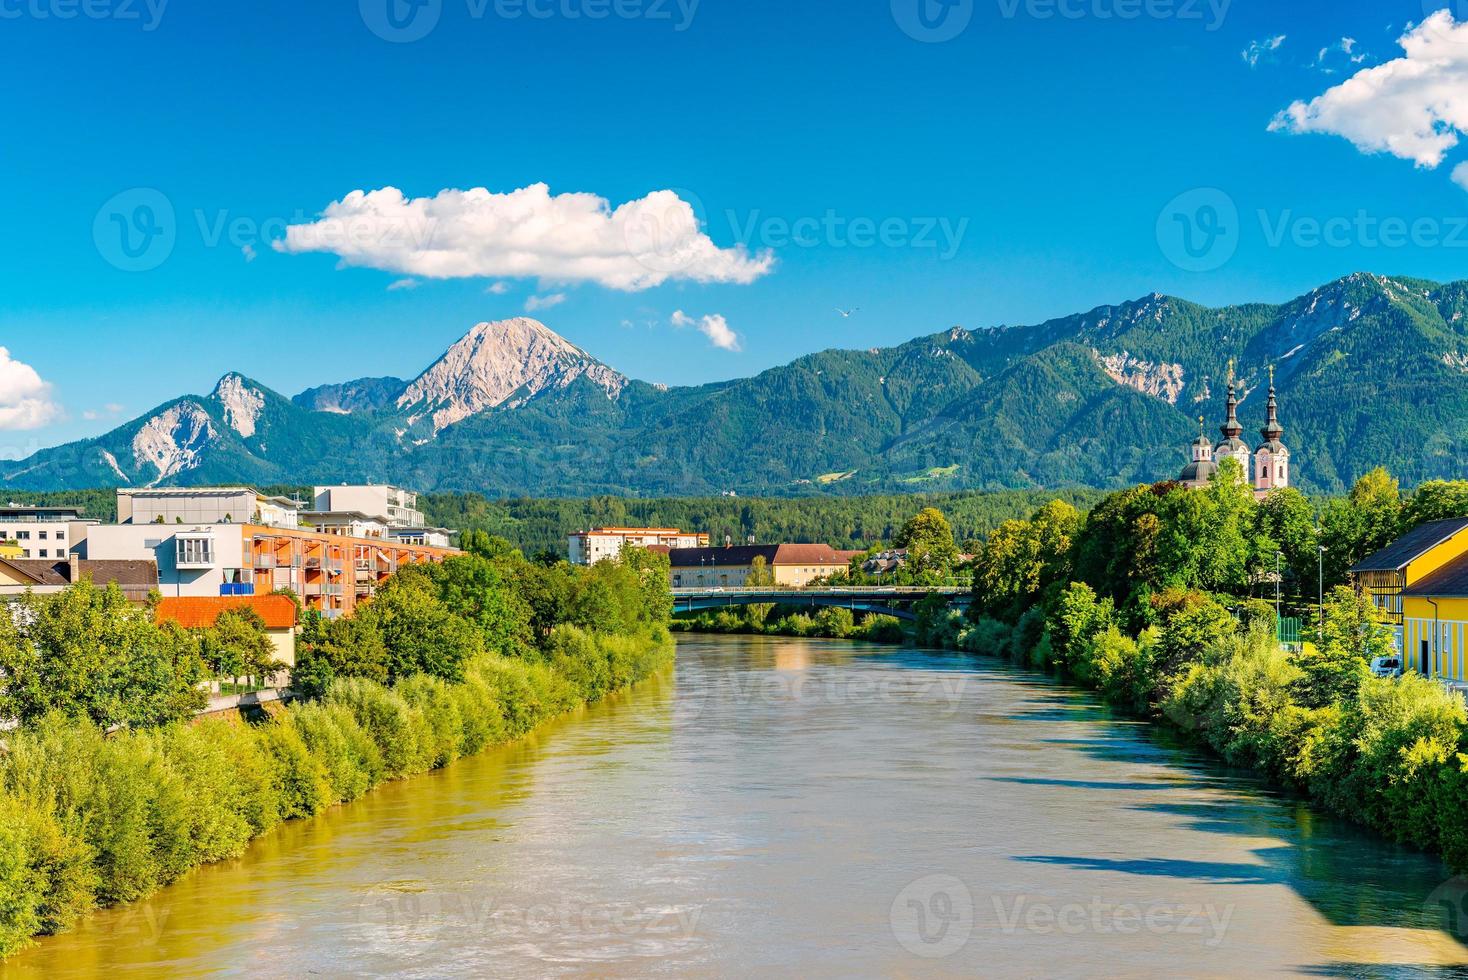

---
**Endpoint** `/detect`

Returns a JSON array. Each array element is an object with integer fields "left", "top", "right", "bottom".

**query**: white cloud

[
  {"left": 672, "top": 310, "right": 741, "bottom": 352},
  {"left": 0, "top": 348, "right": 61, "bottom": 430},
  {"left": 1313, "top": 36, "right": 1368, "bottom": 74},
  {"left": 1454, "top": 162, "right": 1468, "bottom": 191},
  {"left": 484, "top": 281, "right": 510, "bottom": 295},
  {"left": 104, "top": 403, "right": 124, "bottom": 414},
  {"left": 274, "top": 182, "right": 775, "bottom": 292},
  {"left": 1242, "top": 34, "right": 1286, "bottom": 68},
  {"left": 387, "top": 277, "right": 420, "bottom": 291},
  {"left": 1271, "top": 12, "right": 1468, "bottom": 169},
  {"left": 525, "top": 292, "right": 566, "bottom": 312}
]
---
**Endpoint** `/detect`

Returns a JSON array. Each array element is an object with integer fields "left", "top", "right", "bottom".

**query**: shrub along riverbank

[
  {"left": 924, "top": 469, "right": 1468, "bottom": 874},
  {"left": 0, "top": 540, "right": 674, "bottom": 958},
  {"left": 672, "top": 605, "right": 907, "bottom": 644}
]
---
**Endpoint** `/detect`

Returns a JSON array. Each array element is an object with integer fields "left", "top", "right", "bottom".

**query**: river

[{"left": 5, "top": 635, "right": 1467, "bottom": 978}]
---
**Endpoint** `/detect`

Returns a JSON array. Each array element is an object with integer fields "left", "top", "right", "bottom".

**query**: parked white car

[{"left": 1370, "top": 656, "right": 1403, "bottom": 679}]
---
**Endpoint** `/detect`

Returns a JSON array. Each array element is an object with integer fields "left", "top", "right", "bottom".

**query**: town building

[
  {"left": 82, "top": 488, "right": 457, "bottom": 618},
  {"left": 308, "top": 485, "right": 453, "bottom": 548},
  {"left": 1178, "top": 363, "right": 1291, "bottom": 499},
  {"left": 155, "top": 594, "right": 300, "bottom": 670},
  {"left": 0, "top": 503, "right": 97, "bottom": 560},
  {"left": 570, "top": 527, "right": 710, "bottom": 566},
  {"left": 313, "top": 485, "right": 425, "bottom": 527},
  {"left": 0, "top": 555, "right": 158, "bottom": 601},
  {"left": 1352, "top": 517, "right": 1468, "bottom": 681},
  {"left": 668, "top": 544, "right": 862, "bottom": 588}
]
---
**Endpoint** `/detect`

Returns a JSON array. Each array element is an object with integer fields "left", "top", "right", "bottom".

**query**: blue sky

[{"left": 3, "top": 0, "right": 1467, "bottom": 453}]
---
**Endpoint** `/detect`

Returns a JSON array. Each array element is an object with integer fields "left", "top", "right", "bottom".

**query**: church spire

[
  {"left": 1220, "top": 359, "right": 1243, "bottom": 441},
  {"left": 1260, "top": 364, "right": 1283, "bottom": 443}
]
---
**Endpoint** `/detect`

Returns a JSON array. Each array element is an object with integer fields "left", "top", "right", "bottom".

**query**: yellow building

[
  {"left": 0, "top": 541, "right": 21, "bottom": 560},
  {"left": 1350, "top": 517, "right": 1468, "bottom": 679},
  {"left": 668, "top": 544, "right": 861, "bottom": 589}
]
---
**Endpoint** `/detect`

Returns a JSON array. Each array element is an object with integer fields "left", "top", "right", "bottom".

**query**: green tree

[
  {"left": 746, "top": 554, "right": 775, "bottom": 587},
  {"left": 292, "top": 609, "right": 389, "bottom": 698},
  {"left": 894, "top": 507, "right": 959, "bottom": 575},
  {"left": 201, "top": 607, "right": 281, "bottom": 682},
  {"left": 0, "top": 582, "right": 207, "bottom": 728},
  {"left": 1293, "top": 585, "right": 1391, "bottom": 708}
]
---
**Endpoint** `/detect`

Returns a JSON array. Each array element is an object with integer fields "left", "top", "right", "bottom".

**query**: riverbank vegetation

[
  {"left": 672, "top": 605, "right": 907, "bottom": 644},
  {"left": 0, "top": 541, "right": 673, "bottom": 958},
  {"left": 917, "top": 466, "right": 1468, "bottom": 871}
]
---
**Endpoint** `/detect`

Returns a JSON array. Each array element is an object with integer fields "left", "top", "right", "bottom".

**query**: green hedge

[{"left": 0, "top": 629, "right": 673, "bottom": 958}]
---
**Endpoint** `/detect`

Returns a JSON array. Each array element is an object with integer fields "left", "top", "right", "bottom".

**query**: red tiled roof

[{"left": 155, "top": 594, "right": 298, "bottom": 630}]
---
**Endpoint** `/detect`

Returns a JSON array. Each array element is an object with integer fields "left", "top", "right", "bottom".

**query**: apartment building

[
  {"left": 0, "top": 504, "right": 96, "bottom": 560},
  {"left": 668, "top": 544, "right": 862, "bottom": 588},
  {"left": 314, "top": 485, "right": 425, "bottom": 527},
  {"left": 84, "top": 487, "right": 458, "bottom": 618},
  {"left": 569, "top": 527, "right": 710, "bottom": 566}
]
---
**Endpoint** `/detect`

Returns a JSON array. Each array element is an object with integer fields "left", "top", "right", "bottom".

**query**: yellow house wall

[
  {"left": 670, "top": 564, "right": 753, "bottom": 588},
  {"left": 1402, "top": 596, "right": 1468, "bottom": 682},
  {"left": 1404, "top": 533, "right": 1468, "bottom": 587},
  {"left": 269, "top": 629, "right": 297, "bottom": 669}
]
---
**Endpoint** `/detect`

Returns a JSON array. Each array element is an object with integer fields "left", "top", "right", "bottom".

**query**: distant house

[
  {"left": 569, "top": 527, "right": 710, "bottom": 566},
  {"left": 668, "top": 544, "right": 862, "bottom": 588},
  {"left": 0, "top": 555, "right": 159, "bottom": 602},
  {"left": 155, "top": 594, "right": 301, "bottom": 669},
  {"left": 0, "top": 503, "right": 96, "bottom": 561},
  {"left": 1350, "top": 517, "right": 1468, "bottom": 680}
]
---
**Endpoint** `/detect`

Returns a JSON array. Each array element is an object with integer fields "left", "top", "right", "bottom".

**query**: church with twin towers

[{"left": 1178, "top": 363, "right": 1291, "bottom": 500}]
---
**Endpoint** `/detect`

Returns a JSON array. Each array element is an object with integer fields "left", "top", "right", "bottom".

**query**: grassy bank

[
  {"left": 0, "top": 626, "right": 673, "bottom": 958},
  {"left": 671, "top": 605, "right": 907, "bottom": 644}
]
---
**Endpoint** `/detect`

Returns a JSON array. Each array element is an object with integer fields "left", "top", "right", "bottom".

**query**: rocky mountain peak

[
  {"left": 212, "top": 374, "right": 267, "bottom": 438},
  {"left": 396, "top": 318, "right": 628, "bottom": 433}
]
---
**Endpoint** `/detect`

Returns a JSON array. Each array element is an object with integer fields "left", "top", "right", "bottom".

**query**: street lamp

[
  {"left": 1274, "top": 550, "right": 1283, "bottom": 625},
  {"left": 1317, "top": 541, "right": 1327, "bottom": 639}
]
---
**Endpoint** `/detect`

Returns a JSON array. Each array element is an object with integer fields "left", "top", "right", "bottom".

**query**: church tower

[
  {"left": 1254, "top": 366, "right": 1289, "bottom": 496},
  {"left": 1178, "top": 416, "right": 1217, "bottom": 489},
  {"left": 1214, "top": 360, "right": 1252, "bottom": 480}
]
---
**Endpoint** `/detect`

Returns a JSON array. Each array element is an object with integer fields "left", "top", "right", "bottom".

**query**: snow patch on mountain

[
  {"left": 132, "top": 402, "right": 215, "bottom": 485},
  {"left": 397, "top": 318, "right": 628, "bottom": 433},
  {"left": 214, "top": 374, "right": 266, "bottom": 438},
  {"left": 1097, "top": 351, "right": 1186, "bottom": 404},
  {"left": 99, "top": 449, "right": 129, "bottom": 482}
]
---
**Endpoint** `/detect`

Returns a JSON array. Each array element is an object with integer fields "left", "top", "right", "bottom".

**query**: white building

[
  {"left": 0, "top": 504, "right": 96, "bottom": 560},
  {"left": 568, "top": 527, "right": 710, "bottom": 565},
  {"left": 118, "top": 487, "right": 302, "bottom": 529},
  {"left": 313, "top": 485, "right": 425, "bottom": 528}
]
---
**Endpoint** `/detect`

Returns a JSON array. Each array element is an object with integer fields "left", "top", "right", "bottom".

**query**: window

[
  {"left": 38, "top": 531, "right": 47, "bottom": 540},
  {"left": 16, "top": 531, "right": 29, "bottom": 540},
  {"left": 176, "top": 536, "right": 215, "bottom": 566},
  {"left": 55, "top": 530, "right": 64, "bottom": 541},
  {"left": 37, "top": 549, "right": 47, "bottom": 558}
]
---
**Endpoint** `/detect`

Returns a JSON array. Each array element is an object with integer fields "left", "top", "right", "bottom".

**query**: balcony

[
  {"left": 220, "top": 583, "right": 256, "bottom": 597},
  {"left": 253, "top": 553, "right": 276, "bottom": 569}
]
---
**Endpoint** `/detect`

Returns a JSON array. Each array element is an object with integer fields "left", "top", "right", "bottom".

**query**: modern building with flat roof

[
  {"left": 0, "top": 503, "right": 97, "bottom": 561},
  {"left": 570, "top": 527, "right": 710, "bottom": 566}
]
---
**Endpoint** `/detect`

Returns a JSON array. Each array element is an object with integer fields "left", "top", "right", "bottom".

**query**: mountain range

[{"left": 6, "top": 272, "right": 1466, "bottom": 497}]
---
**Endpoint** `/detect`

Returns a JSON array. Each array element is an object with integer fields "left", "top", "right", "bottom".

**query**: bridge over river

[{"left": 671, "top": 586, "right": 970, "bottom": 621}]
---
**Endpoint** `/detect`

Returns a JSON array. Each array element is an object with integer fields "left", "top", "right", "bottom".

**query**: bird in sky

[{"left": 836, "top": 307, "right": 859, "bottom": 318}]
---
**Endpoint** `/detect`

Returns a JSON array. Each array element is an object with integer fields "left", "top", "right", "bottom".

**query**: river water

[{"left": 5, "top": 635, "right": 1468, "bottom": 978}]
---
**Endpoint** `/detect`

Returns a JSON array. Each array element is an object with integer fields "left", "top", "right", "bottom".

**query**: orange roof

[{"left": 155, "top": 594, "right": 298, "bottom": 630}]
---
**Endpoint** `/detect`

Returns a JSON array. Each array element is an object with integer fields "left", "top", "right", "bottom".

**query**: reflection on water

[{"left": 5, "top": 635, "right": 1468, "bottom": 978}]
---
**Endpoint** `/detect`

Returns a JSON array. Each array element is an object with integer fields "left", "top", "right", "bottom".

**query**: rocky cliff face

[{"left": 396, "top": 317, "right": 628, "bottom": 433}]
